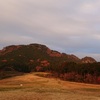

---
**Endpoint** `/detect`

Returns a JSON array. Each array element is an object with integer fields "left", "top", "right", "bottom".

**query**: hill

[
  {"left": 0, "top": 43, "right": 81, "bottom": 62},
  {"left": 0, "top": 43, "right": 81, "bottom": 72},
  {"left": 0, "top": 44, "right": 96, "bottom": 71},
  {"left": 81, "top": 56, "right": 96, "bottom": 63},
  {"left": 0, "top": 43, "right": 99, "bottom": 84}
]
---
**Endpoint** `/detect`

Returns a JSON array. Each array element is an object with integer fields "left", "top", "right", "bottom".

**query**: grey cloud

[{"left": 0, "top": 0, "right": 100, "bottom": 61}]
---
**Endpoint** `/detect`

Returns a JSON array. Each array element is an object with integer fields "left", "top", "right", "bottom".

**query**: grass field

[{"left": 0, "top": 72, "right": 100, "bottom": 100}]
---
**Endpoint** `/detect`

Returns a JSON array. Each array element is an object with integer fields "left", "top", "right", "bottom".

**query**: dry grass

[{"left": 0, "top": 72, "right": 100, "bottom": 100}]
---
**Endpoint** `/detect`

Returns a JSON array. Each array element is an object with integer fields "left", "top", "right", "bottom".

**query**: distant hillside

[
  {"left": 0, "top": 43, "right": 96, "bottom": 62},
  {"left": 0, "top": 43, "right": 100, "bottom": 84},
  {"left": 0, "top": 43, "right": 96, "bottom": 72}
]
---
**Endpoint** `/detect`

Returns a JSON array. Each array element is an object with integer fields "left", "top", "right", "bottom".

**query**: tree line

[{"left": 0, "top": 60, "right": 100, "bottom": 84}]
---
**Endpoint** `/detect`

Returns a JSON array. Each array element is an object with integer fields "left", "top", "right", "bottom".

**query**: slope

[{"left": 0, "top": 72, "right": 100, "bottom": 100}]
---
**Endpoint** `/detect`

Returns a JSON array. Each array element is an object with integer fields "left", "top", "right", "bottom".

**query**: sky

[{"left": 0, "top": 0, "right": 100, "bottom": 61}]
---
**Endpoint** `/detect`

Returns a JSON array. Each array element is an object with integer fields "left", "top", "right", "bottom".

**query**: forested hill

[
  {"left": 0, "top": 43, "right": 96, "bottom": 72},
  {"left": 0, "top": 43, "right": 96, "bottom": 61},
  {"left": 0, "top": 43, "right": 100, "bottom": 84}
]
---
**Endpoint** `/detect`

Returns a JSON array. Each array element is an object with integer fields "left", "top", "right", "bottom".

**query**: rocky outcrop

[
  {"left": 81, "top": 56, "right": 96, "bottom": 63},
  {"left": 0, "top": 45, "right": 21, "bottom": 55},
  {"left": 47, "top": 48, "right": 62, "bottom": 57},
  {"left": 41, "top": 60, "right": 50, "bottom": 67}
]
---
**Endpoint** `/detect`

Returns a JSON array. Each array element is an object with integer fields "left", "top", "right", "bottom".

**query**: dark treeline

[
  {"left": 50, "top": 62, "right": 100, "bottom": 84},
  {"left": 0, "top": 60, "right": 100, "bottom": 84}
]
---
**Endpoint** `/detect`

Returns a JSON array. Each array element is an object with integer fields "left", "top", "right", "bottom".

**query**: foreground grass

[{"left": 0, "top": 72, "right": 100, "bottom": 100}]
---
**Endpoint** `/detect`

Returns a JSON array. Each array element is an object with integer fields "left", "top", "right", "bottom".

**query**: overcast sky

[{"left": 0, "top": 0, "right": 100, "bottom": 61}]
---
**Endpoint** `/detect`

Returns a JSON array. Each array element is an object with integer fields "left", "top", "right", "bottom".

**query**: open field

[{"left": 0, "top": 72, "right": 100, "bottom": 100}]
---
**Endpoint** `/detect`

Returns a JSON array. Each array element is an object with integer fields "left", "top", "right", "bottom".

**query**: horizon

[{"left": 0, "top": 0, "right": 100, "bottom": 61}]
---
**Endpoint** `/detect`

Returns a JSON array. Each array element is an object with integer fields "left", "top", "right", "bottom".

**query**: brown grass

[{"left": 0, "top": 72, "right": 100, "bottom": 100}]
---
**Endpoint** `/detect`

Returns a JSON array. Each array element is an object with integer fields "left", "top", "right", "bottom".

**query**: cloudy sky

[{"left": 0, "top": 0, "right": 100, "bottom": 61}]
